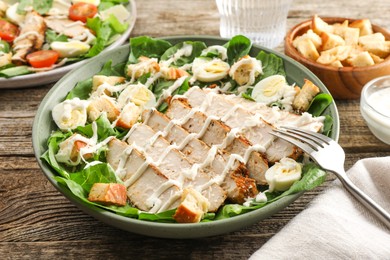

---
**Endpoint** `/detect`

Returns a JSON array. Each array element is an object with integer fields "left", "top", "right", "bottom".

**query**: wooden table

[{"left": 1, "top": 0, "right": 389, "bottom": 258}]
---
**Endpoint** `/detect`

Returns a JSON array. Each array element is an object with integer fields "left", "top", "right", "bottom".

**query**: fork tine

[
  {"left": 273, "top": 128, "right": 321, "bottom": 151},
  {"left": 270, "top": 130, "right": 316, "bottom": 155},
  {"left": 280, "top": 126, "right": 333, "bottom": 145}
]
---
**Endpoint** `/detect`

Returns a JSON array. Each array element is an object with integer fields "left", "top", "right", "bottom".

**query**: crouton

[
  {"left": 294, "top": 37, "right": 320, "bottom": 61},
  {"left": 55, "top": 134, "right": 93, "bottom": 166},
  {"left": 330, "top": 60, "right": 343, "bottom": 67},
  {"left": 347, "top": 51, "right": 375, "bottom": 67},
  {"left": 293, "top": 79, "right": 320, "bottom": 112},
  {"left": 320, "top": 32, "right": 345, "bottom": 51},
  {"left": 293, "top": 29, "right": 322, "bottom": 49},
  {"left": 343, "top": 27, "right": 360, "bottom": 46},
  {"left": 126, "top": 56, "right": 160, "bottom": 79},
  {"left": 88, "top": 183, "right": 127, "bottom": 206},
  {"left": 312, "top": 14, "right": 334, "bottom": 35},
  {"left": 173, "top": 188, "right": 210, "bottom": 223},
  {"left": 87, "top": 96, "right": 120, "bottom": 122},
  {"left": 370, "top": 53, "right": 385, "bottom": 64},
  {"left": 332, "top": 20, "right": 349, "bottom": 37},
  {"left": 349, "top": 19, "right": 373, "bottom": 36},
  {"left": 116, "top": 102, "right": 141, "bottom": 129},
  {"left": 92, "top": 75, "right": 126, "bottom": 94}
]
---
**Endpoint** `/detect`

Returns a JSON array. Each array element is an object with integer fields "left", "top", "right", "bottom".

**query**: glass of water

[{"left": 215, "top": 0, "right": 293, "bottom": 49}]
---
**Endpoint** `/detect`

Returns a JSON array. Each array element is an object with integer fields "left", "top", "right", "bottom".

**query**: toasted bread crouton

[
  {"left": 55, "top": 134, "right": 92, "bottom": 166},
  {"left": 88, "top": 183, "right": 127, "bottom": 206},
  {"left": 347, "top": 51, "right": 375, "bottom": 67},
  {"left": 293, "top": 79, "right": 320, "bottom": 112},
  {"left": 126, "top": 56, "right": 160, "bottom": 79},
  {"left": 88, "top": 96, "right": 120, "bottom": 122},
  {"left": 316, "top": 45, "right": 351, "bottom": 65},
  {"left": 359, "top": 33, "right": 386, "bottom": 45},
  {"left": 116, "top": 102, "right": 141, "bottom": 129},
  {"left": 349, "top": 19, "right": 373, "bottom": 36},
  {"left": 330, "top": 60, "right": 343, "bottom": 67},
  {"left": 370, "top": 53, "right": 385, "bottom": 64},
  {"left": 320, "top": 32, "right": 345, "bottom": 51},
  {"left": 332, "top": 20, "right": 349, "bottom": 37},
  {"left": 160, "top": 67, "right": 189, "bottom": 80},
  {"left": 360, "top": 41, "right": 390, "bottom": 58},
  {"left": 343, "top": 27, "right": 360, "bottom": 46},
  {"left": 173, "top": 188, "right": 210, "bottom": 223},
  {"left": 294, "top": 38, "right": 320, "bottom": 61},
  {"left": 293, "top": 29, "right": 322, "bottom": 49},
  {"left": 92, "top": 75, "right": 126, "bottom": 94},
  {"left": 312, "top": 14, "right": 334, "bottom": 35}
]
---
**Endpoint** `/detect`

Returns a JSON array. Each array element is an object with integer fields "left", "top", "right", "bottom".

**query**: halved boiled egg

[
  {"left": 117, "top": 83, "right": 156, "bottom": 109},
  {"left": 50, "top": 41, "right": 90, "bottom": 58},
  {"left": 251, "top": 75, "right": 289, "bottom": 104},
  {"left": 192, "top": 57, "right": 230, "bottom": 82},
  {"left": 6, "top": 3, "right": 25, "bottom": 25},
  {"left": 265, "top": 157, "right": 302, "bottom": 192},
  {"left": 52, "top": 98, "right": 90, "bottom": 130}
]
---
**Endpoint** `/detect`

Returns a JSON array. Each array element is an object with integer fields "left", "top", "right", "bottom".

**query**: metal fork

[{"left": 271, "top": 126, "right": 390, "bottom": 229}]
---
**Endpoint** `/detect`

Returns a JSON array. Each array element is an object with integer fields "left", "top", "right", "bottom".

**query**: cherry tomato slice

[
  {"left": 0, "top": 20, "right": 19, "bottom": 42},
  {"left": 69, "top": 2, "right": 98, "bottom": 23},
  {"left": 26, "top": 50, "right": 60, "bottom": 68}
]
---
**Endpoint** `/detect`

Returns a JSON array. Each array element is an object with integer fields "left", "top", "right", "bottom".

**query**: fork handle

[{"left": 336, "top": 171, "right": 390, "bottom": 229}]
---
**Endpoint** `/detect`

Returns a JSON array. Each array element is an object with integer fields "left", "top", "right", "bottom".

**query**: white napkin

[{"left": 250, "top": 157, "right": 390, "bottom": 259}]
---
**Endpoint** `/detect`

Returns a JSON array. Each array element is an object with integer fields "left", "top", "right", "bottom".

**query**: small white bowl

[{"left": 360, "top": 76, "right": 390, "bottom": 144}]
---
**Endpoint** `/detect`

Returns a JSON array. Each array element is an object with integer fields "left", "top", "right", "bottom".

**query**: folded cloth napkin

[{"left": 250, "top": 157, "right": 390, "bottom": 259}]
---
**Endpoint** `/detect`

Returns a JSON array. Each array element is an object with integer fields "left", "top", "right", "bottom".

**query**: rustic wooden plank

[{"left": 1, "top": 0, "right": 390, "bottom": 259}]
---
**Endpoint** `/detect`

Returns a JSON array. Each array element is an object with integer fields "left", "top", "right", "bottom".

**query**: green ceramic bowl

[{"left": 32, "top": 36, "right": 340, "bottom": 239}]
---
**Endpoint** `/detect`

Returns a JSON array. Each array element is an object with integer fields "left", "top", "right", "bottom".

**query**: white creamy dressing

[
  {"left": 128, "top": 58, "right": 159, "bottom": 83},
  {"left": 200, "top": 45, "right": 228, "bottom": 60},
  {"left": 160, "top": 43, "right": 193, "bottom": 67},
  {"left": 229, "top": 57, "right": 262, "bottom": 93},
  {"left": 52, "top": 97, "right": 90, "bottom": 130},
  {"left": 155, "top": 76, "right": 188, "bottom": 107},
  {"left": 368, "top": 87, "right": 390, "bottom": 117}
]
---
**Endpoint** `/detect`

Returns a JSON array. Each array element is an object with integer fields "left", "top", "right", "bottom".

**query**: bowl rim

[
  {"left": 32, "top": 35, "right": 340, "bottom": 238},
  {"left": 285, "top": 16, "right": 390, "bottom": 72},
  {"left": 361, "top": 75, "right": 390, "bottom": 119}
]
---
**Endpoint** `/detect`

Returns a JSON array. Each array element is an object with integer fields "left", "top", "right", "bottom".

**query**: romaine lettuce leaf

[
  {"left": 160, "top": 41, "right": 207, "bottom": 67},
  {"left": 128, "top": 36, "right": 172, "bottom": 64},
  {"left": 225, "top": 35, "right": 252, "bottom": 65}
]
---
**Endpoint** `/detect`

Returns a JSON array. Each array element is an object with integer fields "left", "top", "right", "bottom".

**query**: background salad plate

[
  {"left": 0, "top": 0, "right": 136, "bottom": 89},
  {"left": 32, "top": 36, "right": 340, "bottom": 239}
]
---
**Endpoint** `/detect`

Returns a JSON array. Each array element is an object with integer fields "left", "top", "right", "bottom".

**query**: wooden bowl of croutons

[{"left": 285, "top": 15, "right": 390, "bottom": 99}]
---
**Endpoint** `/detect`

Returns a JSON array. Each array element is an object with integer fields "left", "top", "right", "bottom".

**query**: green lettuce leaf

[
  {"left": 225, "top": 35, "right": 251, "bottom": 65},
  {"left": 128, "top": 36, "right": 172, "bottom": 64},
  {"left": 160, "top": 41, "right": 207, "bottom": 67}
]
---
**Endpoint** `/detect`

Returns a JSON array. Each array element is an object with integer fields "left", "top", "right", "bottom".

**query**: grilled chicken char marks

[
  {"left": 142, "top": 109, "right": 258, "bottom": 204},
  {"left": 125, "top": 123, "right": 227, "bottom": 212},
  {"left": 107, "top": 139, "right": 181, "bottom": 213},
  {"left": 166, "top": 98, "right": 269, "bottom": 184},
  {"left": 12, "top": 11, "right": 46, "bottom": 63},
  {"left": 182, "top": 87, "right": 305, "bottom": 163}
]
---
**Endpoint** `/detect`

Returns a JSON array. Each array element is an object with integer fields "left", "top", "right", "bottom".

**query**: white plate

[{"left": 0, "top": 0, "right": 137, "bottom": 89}]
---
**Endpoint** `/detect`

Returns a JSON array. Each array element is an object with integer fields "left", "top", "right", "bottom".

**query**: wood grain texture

[{"left": 1, "top": 0, "right": 390, "bottom": 259}]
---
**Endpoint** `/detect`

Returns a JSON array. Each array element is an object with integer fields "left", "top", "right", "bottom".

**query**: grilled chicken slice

[
  {"left": 12, "top": 11, "right": 46, "bottom": 63},
  {"left": 125, "top": 123, "right": 227, "bottom": 212},
  {"left": 44, "top": 18, "right": 88, "bottom": 39},
  {"left": 143, "top": 109, "right": 258, "bottom": 203},
  {"left": 107, "top": 138, "right": 181, "bottom": 213},
  {"left": 182, "top": 87, "right": 303, "bottom": 163},
  {"left": 223, "top": 92, "right": 324, "bottom": 132},
  {"left": 166, "top": 98, "right": 269, "bottom": 184}
]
